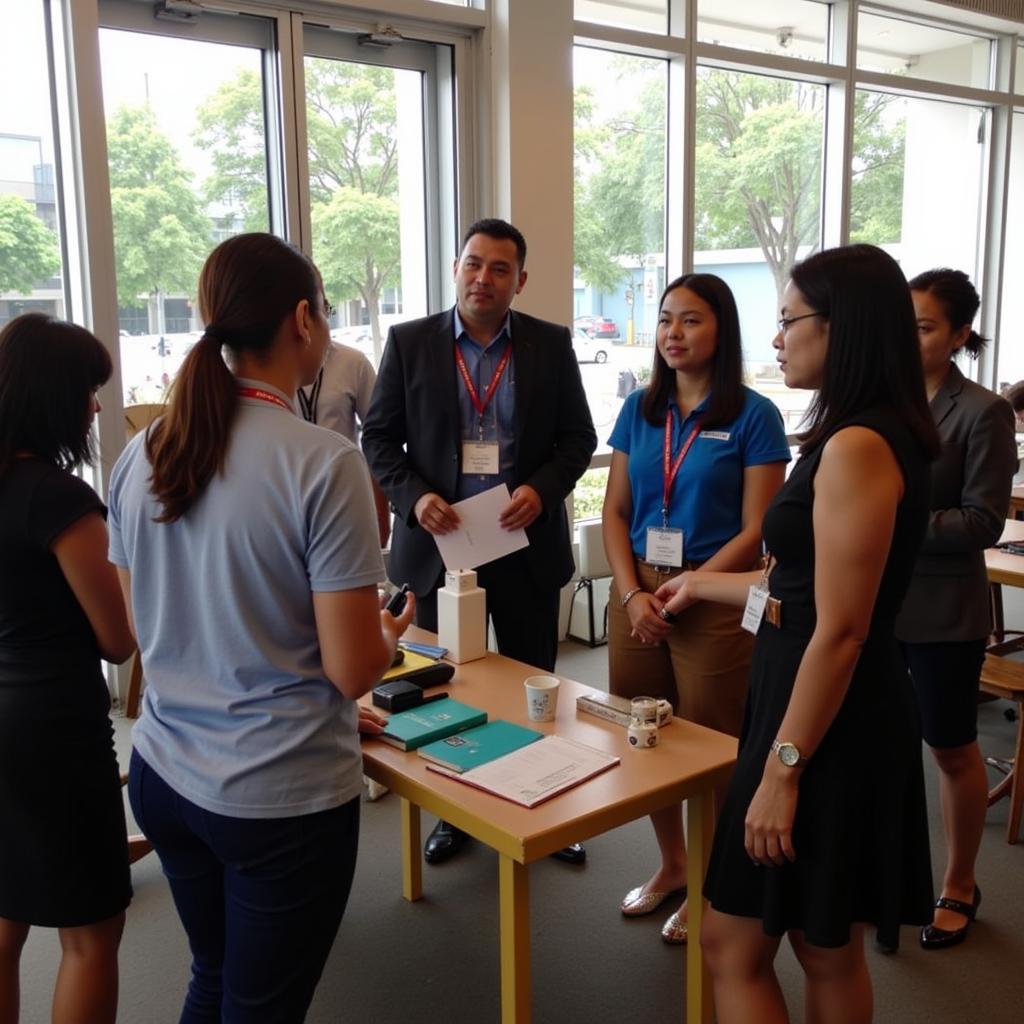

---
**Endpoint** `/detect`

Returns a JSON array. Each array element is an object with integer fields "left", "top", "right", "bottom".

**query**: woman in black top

[
  {"left": 0, "top": 314, "right": 135, "bottom": 1024},
  {"left": 657, "top": 246, "right": 939, "bottom": 1022}
]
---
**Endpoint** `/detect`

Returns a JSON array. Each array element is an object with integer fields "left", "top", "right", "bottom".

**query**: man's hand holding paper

[{"left": 433, "top": 483, "right": 529, "bottom": 571}]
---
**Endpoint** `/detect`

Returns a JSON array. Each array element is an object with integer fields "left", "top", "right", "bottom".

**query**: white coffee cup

[{"left": 524, "top": 675, "right": 560, "bottom": 722}]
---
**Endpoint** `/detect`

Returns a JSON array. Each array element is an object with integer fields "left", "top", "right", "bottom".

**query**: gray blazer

[{"left": 895, "top": 362, "right": 1018, "bottom": 643}]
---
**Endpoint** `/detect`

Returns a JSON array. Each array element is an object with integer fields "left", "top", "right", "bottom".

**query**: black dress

[
  {"left": 704, "top": 410, "right": 934, "bottom": 950},
  {"left": 0, "top": 459, "right": 131, "bottom": 927}
]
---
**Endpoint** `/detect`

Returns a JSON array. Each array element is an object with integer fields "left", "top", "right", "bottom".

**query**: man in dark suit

[{"left": 363, "top": 219, "right": 596, "bottom": 864}]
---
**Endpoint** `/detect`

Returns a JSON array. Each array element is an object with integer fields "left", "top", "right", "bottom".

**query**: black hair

[
  {"left": 791, "top": 244, "right": 939, "bottom": 458},
  {"left": 908, "top": 267, "right": 988, "bottom": 358},
  {"left": 641, "top": 273, "right": 745, "bottom": 429},
  {"left": 0, "top": 313, "right": 112, "bottom": 477},
  {"left": 147, "top": 232, "right": 320, "bottom": 522},
  {"left": 1005, "top": 380, "right": 1024, "bottom": 414},
  {"left": 461, "top": 218, "right": 527, "bottom": 270}
]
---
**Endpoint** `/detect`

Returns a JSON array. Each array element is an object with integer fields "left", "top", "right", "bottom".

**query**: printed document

[{"left": 433, "top": 483, "right": 529, "bottom": 571}]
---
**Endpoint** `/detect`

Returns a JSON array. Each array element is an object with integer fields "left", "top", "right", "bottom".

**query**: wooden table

[
  {"left": 361, "top": 632, "right": 737, "bottom": 1024},
  {"left": 987, "top": 518, "right": 1024, "bottom": 589}
]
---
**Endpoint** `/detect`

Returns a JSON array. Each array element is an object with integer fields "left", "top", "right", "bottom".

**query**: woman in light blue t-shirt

[
  {"left": 603, "top": 273, "right": 790, "bottom": 945},
  {"left": 108, "top": 233, "right": 415, "bottom": 1022}
]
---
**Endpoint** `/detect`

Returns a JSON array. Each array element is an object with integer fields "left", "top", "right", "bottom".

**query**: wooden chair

[
  {"left": 124, "top": 403, "right": 165, "bottom": 439},
  {"left": 980, "top": 653, "right": 1024, "bottom": 844}
]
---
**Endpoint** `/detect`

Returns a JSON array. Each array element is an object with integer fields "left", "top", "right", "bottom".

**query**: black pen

[{"left": 419, "top": 692, "right": 449, "bottom": 706}]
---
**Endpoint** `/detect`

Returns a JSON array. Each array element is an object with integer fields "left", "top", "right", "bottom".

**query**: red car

[{"left": 573, "top": 315, "right": 620, "bottom": 340}]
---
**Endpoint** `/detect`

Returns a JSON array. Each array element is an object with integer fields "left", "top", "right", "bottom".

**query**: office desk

[{"left": 361, "top": 632, "right": 737, "bottom": 1024}]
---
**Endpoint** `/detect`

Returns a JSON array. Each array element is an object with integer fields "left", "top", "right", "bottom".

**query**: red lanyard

[
  {"left": 662, "top": 411, "right": 701, "bottom": 523},
  {"left": 238, "top": 387, "right": 291, "bottom": 412},
  {"left": 454, "top": 342, "right": 512, "bottom": 424}
]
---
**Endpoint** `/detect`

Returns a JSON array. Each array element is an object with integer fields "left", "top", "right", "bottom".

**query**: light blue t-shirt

[
  {"left": 108, "top": 380, "right": 385, "bottom": 819},
  {"left": 608, "top": 386, "right": 791, "bottom": 563}
]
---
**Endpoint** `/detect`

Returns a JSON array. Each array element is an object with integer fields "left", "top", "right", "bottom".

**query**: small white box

[
  {"left": 438, "top": 578, "right": 487, "bottom": 663},
  {"left": 444, "top": 569, "right": 478, "bottom": 593}
]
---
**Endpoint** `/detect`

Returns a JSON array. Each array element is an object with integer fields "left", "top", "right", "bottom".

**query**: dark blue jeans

[{"left": 128, "top": 751, "right": 360, "bottom": 1023}]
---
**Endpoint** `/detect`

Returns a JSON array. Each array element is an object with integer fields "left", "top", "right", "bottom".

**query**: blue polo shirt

[
  {"left": 108, "top": 379, "right": 384, "bottom": 819},
  {"left": 608, "top": 387, "right": 790, "bottom": 563}
]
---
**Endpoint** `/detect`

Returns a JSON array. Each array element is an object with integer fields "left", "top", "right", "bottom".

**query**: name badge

[
  {"left": 699, "top": 430, "right": 731, "bottom": 441},
  {"left": 462, "top": 441, "right": 499, "bottom": 475},
  {"left": 645, "top": 527, "right": 683, "bottom": 567},
  {"left": 741, "top": 584, "right": 769, "bottom": 634}
]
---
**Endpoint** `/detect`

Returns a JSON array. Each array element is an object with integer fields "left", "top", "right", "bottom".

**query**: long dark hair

[
  {"left": 0, "top": 313, "right": 112, "bottom": 477},
  {"left": 908, "top": 267, "right": 988, "bottom": 358},
  {"left": 792, "top": 244, "right": 939, "bottom": 458},
  {"left": 641, "top": 273, "right": 745, "bottom": 429},
  {"left": 146, "top": 233, "right": 319, "bottom": 522}
]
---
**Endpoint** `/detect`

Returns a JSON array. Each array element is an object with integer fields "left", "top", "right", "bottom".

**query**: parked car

[
  {"left": 572, "top": 329, "right": 608, "bottom": 364},
  {"left": 573, "top": 315, "right": 620, "bottom": 340}
]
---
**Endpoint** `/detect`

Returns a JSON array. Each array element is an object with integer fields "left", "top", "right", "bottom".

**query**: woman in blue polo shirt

[{"left": 603, "top": 273, "right": 790, "bottom": 944}]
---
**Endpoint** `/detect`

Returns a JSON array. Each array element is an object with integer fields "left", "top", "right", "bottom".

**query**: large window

[
  {"left": 576, "top": 1, "right": 668, "bottom": 35},
  {"left": 304, "top": 28, "right": 439, "bottom": 368},
  {"left": 852, "top": 92, "right": 986, "bottom": 282},
  {"left": 998, "top": 112, "right": 1024, "bottom": 392},
  {"left": 694, "top": 68, "right": 825, "bottom": 431},
  {"left": 573, "top": 48, "right": 667, "bottom": 453},
  {"left": 697, "top": 0, "right": 829, "bottom": 64},
  {"left": 857, "top": 10, "right": 993, "bottom": 88},
  {"left": 99, "top": 12, "right": 273, "bottom": 404},
  {"left": 0, "top": 4, "right": 66, "bottom": 327}
]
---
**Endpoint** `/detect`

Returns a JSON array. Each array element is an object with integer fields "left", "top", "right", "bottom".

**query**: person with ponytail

[
  {"left": 0, "top": 314, "right": 134, "bottom": 1024},
  {"left": 895, "top": 268, "right": 1017, "bottom": 950},
  {"left": 107, "top": 232, "right": 415, "bottom": 1021}
]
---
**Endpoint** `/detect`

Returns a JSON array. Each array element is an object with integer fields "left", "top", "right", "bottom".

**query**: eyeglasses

[
  {"left": 324, "top": 299, "right": 336, "bottom": 318},
  {"left": 777, "top": 312, "right": 822, "bottom": 333}
]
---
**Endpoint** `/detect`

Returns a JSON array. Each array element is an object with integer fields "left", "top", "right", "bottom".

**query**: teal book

[
  {"left": 378, "top": 698, "right": 487, "bottom": 751},
  {"left": 416, "top": 720, "right": 544, "bottom": 773}
]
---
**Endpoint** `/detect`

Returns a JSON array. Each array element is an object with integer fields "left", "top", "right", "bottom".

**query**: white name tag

[
  {"left": 699, "top": 430, "right": 731, "bottom": 441},
  {"left": 645, "top": 527, "right": 683, "bottom": 567},
  {"left": 462, "top": 441, "right": 499, "bottom": 475},
  {"left": 741, "top": 584, "right": 769, "bottom": 634}
]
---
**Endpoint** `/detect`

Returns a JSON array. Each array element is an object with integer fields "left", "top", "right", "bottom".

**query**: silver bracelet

[{"left": 620, "top": 586, "right": 643, "bottom": 608}]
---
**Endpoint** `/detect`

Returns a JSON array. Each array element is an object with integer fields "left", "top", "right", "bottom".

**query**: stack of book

[{"left": 378, "top": 698, "right": 487, "bottom": 751}]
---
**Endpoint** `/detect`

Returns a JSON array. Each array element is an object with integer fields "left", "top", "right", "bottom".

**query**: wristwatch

[{"left": 770, "top": 739, "right": 808, "bottom": 767}]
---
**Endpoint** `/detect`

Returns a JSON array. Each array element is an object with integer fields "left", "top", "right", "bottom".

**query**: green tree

[
  {"left": 694, "top": 70, "right": 823, "bottom": 303},
  {"left": 107, "top": 105, "right": 209, "bottom": 324},
  {"left": 575, "top": 67, "right": 905, "bottom": 308},
  {"left": 849, "top": 92, "right": 906, "bottom": 245},
  {"left": 0, "top": 194, "right": 60, "bottom": 294},
  {"left": 573, "top": 63, "right": 665, "bottom": 298},
  {"left": 194, "top": 60, "right": 402, "bottom": 357}
]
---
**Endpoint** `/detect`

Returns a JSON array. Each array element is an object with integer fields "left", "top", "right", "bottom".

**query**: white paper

[
  {"left": 426, "top": 734, "right": 620, "bottom": 807},
  {"left": 433, "top": 484, "right": 529, "bottom": 571}
]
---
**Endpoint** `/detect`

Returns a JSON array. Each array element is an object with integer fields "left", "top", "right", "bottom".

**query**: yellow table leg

[
  {"left": 400, "top": 798, "right": 422, "bottom": 902},
  {"left": 498, "top": 854, "right": 530, "bottom": 1023},
  {"left": 686, "top": 792, "right": 714, "bottom": 1024}
]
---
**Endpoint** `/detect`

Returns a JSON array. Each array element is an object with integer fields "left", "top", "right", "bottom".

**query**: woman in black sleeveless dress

[
  {"left": 0, "top": 315, "right": 135, "bottom": 1023},
  {"left": 656, "top": 245, "right": 940, "bottom": 1022}
]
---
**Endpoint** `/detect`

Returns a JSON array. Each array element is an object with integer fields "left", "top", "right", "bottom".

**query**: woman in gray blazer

[{"left": 896, "top": 269, "right": 1018, "bottom": 950}]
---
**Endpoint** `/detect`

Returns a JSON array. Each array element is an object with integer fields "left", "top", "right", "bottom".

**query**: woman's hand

[
  {"left": 626, "top": 591, "right": 672, "bottom": 645},
  {"left": 654, "top": 571, "right": 699, "bottom": 616},
  {"left": 744, "top": 764, "right": 800, "bottom": 866},
  {"left": 357, "top": 706, "right": 388, "bottom": 735}
]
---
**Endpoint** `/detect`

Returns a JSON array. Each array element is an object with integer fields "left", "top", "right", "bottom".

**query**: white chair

[{"left": 567, "top": 520, "right": 612, "bottom": 647}]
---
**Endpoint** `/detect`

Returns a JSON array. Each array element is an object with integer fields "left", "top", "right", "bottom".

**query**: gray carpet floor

[{"left": 16, "top": 639, "right": 1024, "bottom": 1023}]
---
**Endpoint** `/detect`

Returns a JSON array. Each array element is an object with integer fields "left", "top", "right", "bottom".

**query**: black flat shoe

[
  {"left": 424, "top": 820, "right": 469, "bottom": 864},
  {"left": 920, "top": 885, "right": 981, "bottom": 950},
  {"left": 549, "top": 842, "right": 586, "bottom": 865}
]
